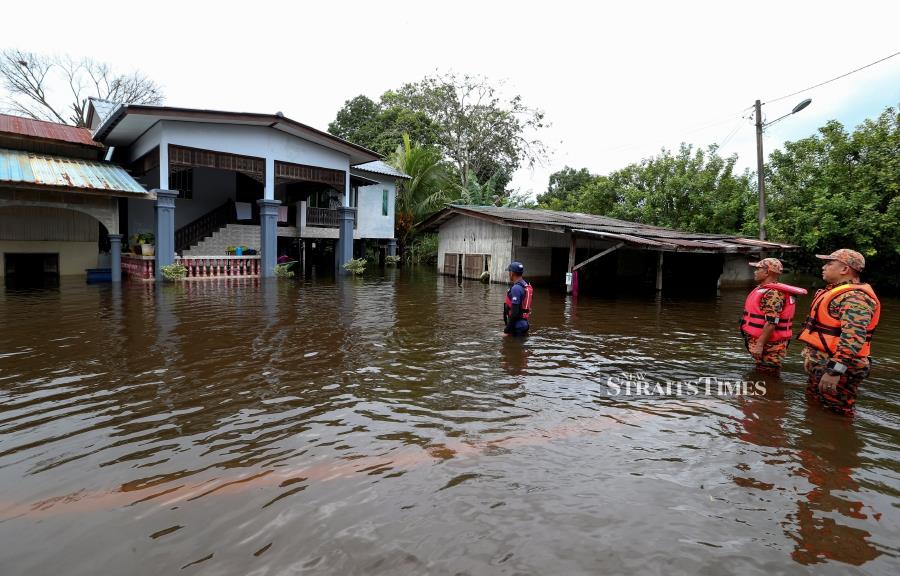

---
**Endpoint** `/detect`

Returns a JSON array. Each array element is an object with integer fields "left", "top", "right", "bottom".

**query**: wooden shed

[{"left": 419, "top": 205, "right": 797, "bottom": 294}]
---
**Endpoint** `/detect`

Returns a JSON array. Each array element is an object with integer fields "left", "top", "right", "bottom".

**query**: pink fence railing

[
  {"left": 121, "top": 254, "right": 261, "bottom": 281},
  {"left": 122, "top": 254, "right": 155, "bottom": 281},
  {"left": 178, "top": 256, "right": 260, "bottom": 278}
]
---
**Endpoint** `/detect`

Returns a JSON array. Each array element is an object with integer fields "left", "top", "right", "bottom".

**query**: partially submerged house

[
  {"left": 86, "top": 99, "right": 407, "bottom": 280},
  {"left": 420, "top": 205, "right": 797, "bottom": 293},
  {"left": 0, "top": 114, "right": 146, "bottom": 286}
]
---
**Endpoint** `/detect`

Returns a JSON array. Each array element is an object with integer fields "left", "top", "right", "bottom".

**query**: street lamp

[{"left": 754, "top": 97, "right": 812, "bottom": 240}]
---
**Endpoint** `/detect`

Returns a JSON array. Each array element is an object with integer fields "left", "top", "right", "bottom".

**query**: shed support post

[
  {"left": 566, "top": 232, "right": 577, "bottom": 295},
  {"left": 656, "top": 251, "right": 664, "bottom": 291}
]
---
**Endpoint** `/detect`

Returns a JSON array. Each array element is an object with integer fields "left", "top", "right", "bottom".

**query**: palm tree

[{"left": 388, "top": 134, "right": 449, "bottom": 259}]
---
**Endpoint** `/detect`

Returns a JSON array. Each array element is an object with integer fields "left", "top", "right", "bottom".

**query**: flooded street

[{"left": 1, "top": 270, "right": 898, "bottom": 575}]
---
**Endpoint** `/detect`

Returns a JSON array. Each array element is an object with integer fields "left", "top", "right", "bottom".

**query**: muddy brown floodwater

[{"left": 1, "top": 270, "right": 898, "bottom": 575}]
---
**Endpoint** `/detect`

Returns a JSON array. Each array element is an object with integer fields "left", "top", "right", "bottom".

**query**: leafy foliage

[
  {"left": 538, "top": 145, "right": 754, "bottom": 234},
  {"left": 382, "top": 73, "right": 547, "bottom": 189},
  {"left": 765, "top": 106, "right": 900, "bottom": 291},
  {"left": 274, "top": 262, "right": 296, "bottom": 278},
  {"left": 343, "top": 258, "right": 367, "bottom": 275},
  {"left": 535, "top": 105, "right": 900, "bottom": 292},
  {"left": 160, "top": 263, "right": 187, "bottom": 282},
  {"left": 328, "top": 95, "right": 440, "bottom": 156},
  {"left": 388, "top": 134, "right": 451, "bottom": 255}
]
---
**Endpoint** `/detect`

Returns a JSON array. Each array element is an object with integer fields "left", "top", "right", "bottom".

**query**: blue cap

[{"left": 507, "top": 261, "right": 524, "bottom": 274}]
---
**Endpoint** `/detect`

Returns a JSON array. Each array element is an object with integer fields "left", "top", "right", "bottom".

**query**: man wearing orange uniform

[{"left": 797, "top": 249, "right": 881, "bottom": 415}]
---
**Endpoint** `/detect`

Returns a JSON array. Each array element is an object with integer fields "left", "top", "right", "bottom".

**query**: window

[
  {"left": 382, "top": 189, "right": 389, "bottom": 216},
  {"left": 170, "top": 168, "right": 193, "bottom": 199},
  {"left": 521, "top": 228, "right": 529, "bottom": 247}
]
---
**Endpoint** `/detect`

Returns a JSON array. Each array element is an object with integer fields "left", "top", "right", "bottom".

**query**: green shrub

[
  {"left": 385, "top": 255, "right": 401, "bottom": 266},
  {"left": 343, "top": 258, "right": 367, "bottom": 275},
  {"left": 274, "top": 262, "right": 296, "bottom": 278},
  {"left": 160, "top": 263, "right": 187, "bottom": 282}
]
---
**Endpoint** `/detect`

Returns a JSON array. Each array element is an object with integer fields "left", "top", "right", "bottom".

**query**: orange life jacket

[
  {"left": 504, "top": 279, "right": 533, "bottom": 321},
  {"left": 797, "top": 283, "right": 880, "bottom": 357},
  {"left": 740, "top": 283, "right": 803, "bottom": 342}
]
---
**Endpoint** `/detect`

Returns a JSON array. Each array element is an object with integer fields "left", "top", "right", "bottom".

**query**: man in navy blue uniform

[{"left": 503, "top": 261, "right": 533, "bottom": 336}]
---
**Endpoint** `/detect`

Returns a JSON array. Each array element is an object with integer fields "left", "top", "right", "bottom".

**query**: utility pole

[{"left": 755, "top": 99, "right": 766, "bottom": 241}]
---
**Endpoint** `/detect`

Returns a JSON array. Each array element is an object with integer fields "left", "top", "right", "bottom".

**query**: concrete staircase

[{"left": 181, "top": 224, "right": 261, "bottom": 256}]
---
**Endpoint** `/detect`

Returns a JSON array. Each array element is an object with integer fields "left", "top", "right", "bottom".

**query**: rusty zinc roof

[
  {"left": 0, "top": 114, "right": 103, "bottom": 148},
  {"left": 419, "top": 204, "right": 797, "bottom": 254},
  {"left": 0, "top": 148, "right": 147, "bottom": 195}
]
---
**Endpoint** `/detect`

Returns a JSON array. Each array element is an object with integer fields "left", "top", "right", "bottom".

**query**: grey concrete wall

[
  {"left": 0, "top": 189, "right": 119, "bottom": 233},
  {"left": 0, "top": 206, "right": 99, "bottom": 241},
  {"left": 128, "top": 198, "right": 156, "bottom": 238},
  {"left": 719, "top": 254, "right": 756, "bottom": 288},
  {"left": 175, "top": 167, "right": 236, "bottom": 229}
]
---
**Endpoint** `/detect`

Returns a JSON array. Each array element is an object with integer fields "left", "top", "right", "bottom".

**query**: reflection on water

[{"left": 1, "top": 271, "right": 898, "bottom": 576}]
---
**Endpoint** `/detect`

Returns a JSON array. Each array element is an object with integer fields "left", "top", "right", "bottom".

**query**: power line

[{"left": 765, "top": 50, "right": 900, "bottom": 105}]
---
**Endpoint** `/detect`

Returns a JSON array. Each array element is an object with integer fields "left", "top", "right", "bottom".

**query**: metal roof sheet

[
  {"left": 86, "top": 98, "right": 119, "bottom": 127},
  {"left": 0, "top": 114, "right": 103, "bottom": 148},
  {"left": 0, "top": 148, "right": 147, "bottom": 195},
  {"left": 420, "top": 205, "right": 797, "bottom": 253},
  {"left": 351, "top": 160, "right": 410, "bottom": 179}
]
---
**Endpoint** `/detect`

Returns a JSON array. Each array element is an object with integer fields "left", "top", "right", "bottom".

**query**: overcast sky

[{"left": 4, "top": 1, "right": 899, "bottom": 197}]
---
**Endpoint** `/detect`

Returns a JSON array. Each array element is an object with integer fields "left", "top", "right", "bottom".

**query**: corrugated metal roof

[
  {"left": 0, "top": 114, "right": 103, "bottom": 148},
  {"left": 0, "top": 148, "right": 147, "bottom": 195},
  {"left": 352, "top": 160, "right": 410, "bottom": 179},
  {"left": 420, "top": 205, "right": 797, "bottom": 254}
]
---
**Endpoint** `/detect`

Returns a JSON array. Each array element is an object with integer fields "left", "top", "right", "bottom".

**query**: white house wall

[
  {"left": 437, "top": 215, "right": 512, "bottom": 283},
  {"left": 160, "top": 121, "right": 351, "bottom": 198},
  {"left": 353, "top": 173, "right": 395, "bottom": 239}
]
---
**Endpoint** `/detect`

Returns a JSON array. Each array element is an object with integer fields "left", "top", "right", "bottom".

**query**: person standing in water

[
  {"left": 503, "top": 261, "right": 533, "bottom": 337},
  {"left": 739, "top": 257, "right": 806, "bottom": 372},
  {"left": 797, "top": 249, "right": 881, "bottom": 415}
]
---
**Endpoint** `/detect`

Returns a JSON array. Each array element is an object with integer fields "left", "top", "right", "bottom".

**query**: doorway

[{"left": 4, "top": 253, "right": 60, "bottom": 288}]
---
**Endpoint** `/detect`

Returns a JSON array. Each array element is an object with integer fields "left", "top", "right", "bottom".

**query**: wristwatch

[{"left": 826, "top": 360, "right": 847, "bottom": 376}]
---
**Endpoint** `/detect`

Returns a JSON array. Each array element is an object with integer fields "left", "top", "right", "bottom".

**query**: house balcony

[{"left": 304, "top": 206, "right": 357, "bottom": 229}]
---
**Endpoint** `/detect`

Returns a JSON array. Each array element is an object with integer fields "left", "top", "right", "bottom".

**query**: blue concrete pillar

[
  {"left": 153, "top": 189, "right": 178, "bottom": 282},
  {"left": 387, "top": 238, "right": 397, "bottom": 257},
  {"left": 258, "top": 199, "right": 280, "bottom": 277},
  {"left": 109, "top": 234, "right": 123, "bottom": 283},
  {"left": 337, "top": 206, "right": 355, "bottom": 272}
]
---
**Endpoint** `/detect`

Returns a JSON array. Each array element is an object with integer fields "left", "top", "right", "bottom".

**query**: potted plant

[{"left": 138, "top": 232, "right": 156, "bottom": 256}]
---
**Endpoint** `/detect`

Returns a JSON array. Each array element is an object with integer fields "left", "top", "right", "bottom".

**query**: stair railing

[{"left": 175, "top": 199, "right": 235, "bottom": 254}]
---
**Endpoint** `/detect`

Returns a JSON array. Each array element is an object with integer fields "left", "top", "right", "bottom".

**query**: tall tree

[
  {"left": 383, "top": 73, "right": 547, "bottom": 189},
  {"left": 0, "top": 49, "right": 164, "bottom": 127},
  {"left": 765, "top": 106, "right": 900, "bottom": 290},
  {"left": 537, "top": 166, "right": 597, "bottom": 211},
  {"left": 328, "top": 95, "right": 440, "bottom": 156}
]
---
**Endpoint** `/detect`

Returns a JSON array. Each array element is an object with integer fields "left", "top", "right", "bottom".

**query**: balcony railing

[{"left": 305, "top": 206, "right": 357, "bottom": 228}]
